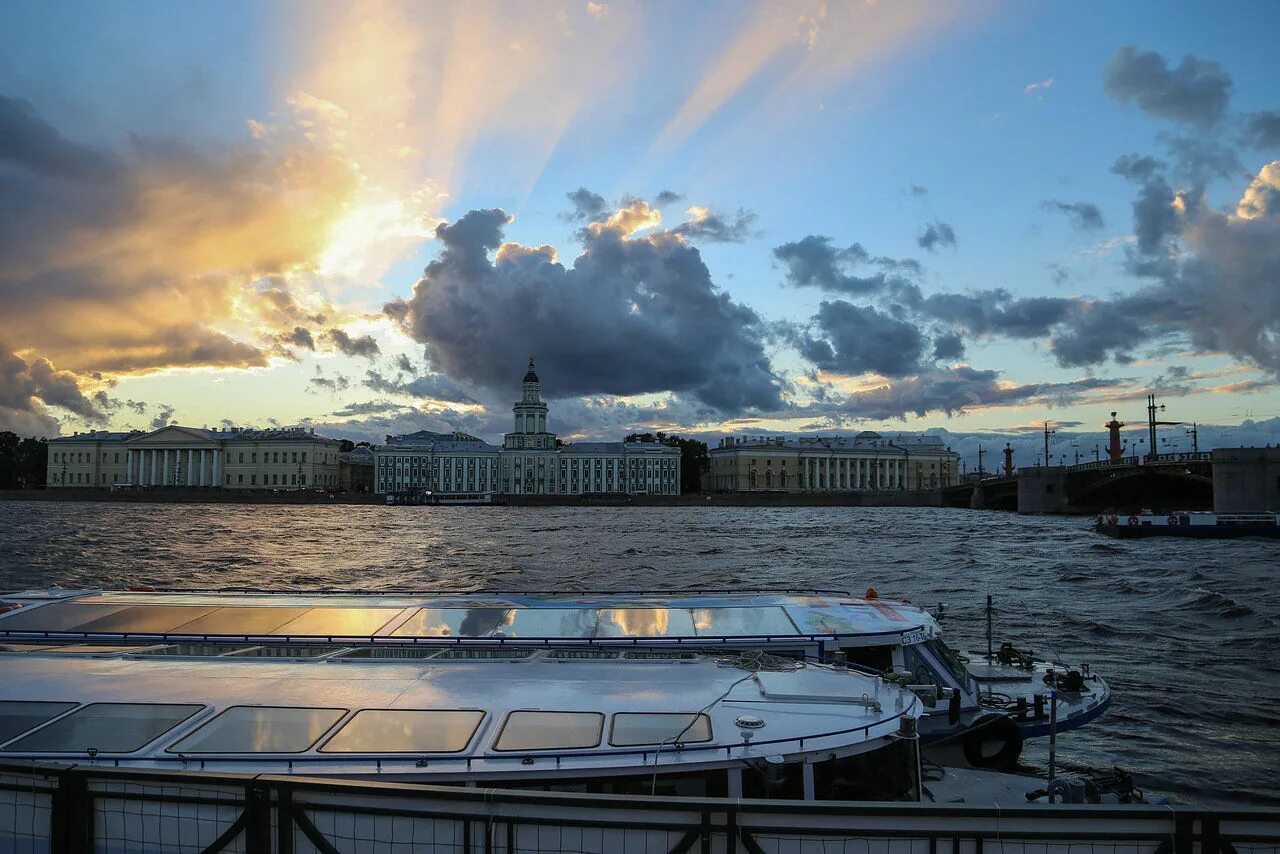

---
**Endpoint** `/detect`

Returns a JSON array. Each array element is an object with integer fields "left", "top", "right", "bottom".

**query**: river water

[{"left": 0, "top": 501, "right": 1276, "bottom": 805}]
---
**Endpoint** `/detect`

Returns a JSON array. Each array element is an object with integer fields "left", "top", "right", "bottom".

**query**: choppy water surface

[{"left": 1, "top": 501, "right": 1276, "bottom": 805}]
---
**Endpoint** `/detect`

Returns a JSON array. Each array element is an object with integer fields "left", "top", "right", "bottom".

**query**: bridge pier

[
  {"left": 1017, "top": 466, "right": 1068, "bottom": 514},
  {"left": 1212, "top": 447, "right": 1280, "bottom": 512},
  {"left": 969, "top": 484, "right": 985, "bottom": 510}
]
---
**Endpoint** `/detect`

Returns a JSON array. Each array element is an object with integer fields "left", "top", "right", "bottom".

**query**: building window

[
  {"left": 238, "top": 474, "right": 244, "bottom": 484},
  {"left": 251, "top": 453, "right": 257, "bottom": 463},
  {"left": 251, "top": 475, "right": 256, "bottom": 485},
  {"left": 301, "top": 452, "right": 307, "bottom": 463}
]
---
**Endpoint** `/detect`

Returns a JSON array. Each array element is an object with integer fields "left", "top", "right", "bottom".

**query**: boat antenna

[{"left": 985, "top": 592, "right": 994, "bottom": 663}]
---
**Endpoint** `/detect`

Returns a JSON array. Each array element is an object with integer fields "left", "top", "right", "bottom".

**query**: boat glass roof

[
  {"left": 168, "top": 607, "right": 309, "bottom": 635},
  {"left": 494, "top": 711, "right": 604, "bottom": 751},
  {"left": 1, "top": 702, "right": 203, "bottom": 753},
  {"left": 0, "top": 701, "right": 76, "bottom": 744},
  {"left": 692, "top": 607, "right": 798, "bottom": 636},
  {"left": 320, "top": 710, "right": 485, "bottom": 753},
  {"left": 269, "top": 609, "right": 401, "bottom": 636},
  {"left": 609, "top": 713, "right": 712, "bottom": 747},
  {"left": 168, "top": 706, "right": 345, "bottom": 754}
]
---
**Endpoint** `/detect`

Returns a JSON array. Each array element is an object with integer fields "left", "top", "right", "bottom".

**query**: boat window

[
  {"left": 320, "top": 710, "right": 485, "bottom": 753},
  {"left": 924, "top": 639, "right": 971, "bottom": 688},
  {"left": 430, "top": 648, "right": 533, "bottom": 660},
  {"left": 390, "top": 607, "right": 510, "bottom": 638},
  {"left": 168, "top": 706, "right": 345, "bottom": 754},
  {"left": 622, "top": 651, "right": 699, "bottom": 661},
  {"left": 844, "top": 645, "right": 894, "bottom": 672},
  {"left": 0, "top": 701, "right": 77, "bottom": 745},
  {"left": 169, "top": 607, "right": 309, "bottom": 635},
  {"left": 269, "top": 609, "right": 399, "bottom": 637},
  {"left": 902, "top": 643, "right": 944, "bottom": 691},
  {"left": 691, "top": 607, "right": 799, "bottom": 637},
  {"left": 609, "top": 713, "right": 712, "bottom": 747},
  {"left": 493, "top": 711, "right": 604, "bottom": 751},
  {"left": 2, "top": 703, "right": 203, "bottom": 753},
  {"left": 135, "top": 643, "right": 260, "bottom": 657},
  {"left": 337, "top": 647, "right": 442, "bottom": 660},
  {"left": 545, "top": 650, "right": 620, "bottom": 660},
  {"left": 223, "top": 645, "right": 347, "bottom": 658}
]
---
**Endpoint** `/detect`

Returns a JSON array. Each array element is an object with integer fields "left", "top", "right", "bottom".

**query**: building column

[
  {"left": 196, "top": 449, "right": 206, "bottom": 486},
  {"left": 126, "top": 449, "right": 134, "bottom": 484},
  {"left": 185, "top": 449, "right": 194, "bottom": 486},
  {"left": 213, "top": 449, "right": 223, "bottom": 488}
]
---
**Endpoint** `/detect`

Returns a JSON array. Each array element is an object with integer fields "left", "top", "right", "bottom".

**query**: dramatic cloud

[
  {"left": 917, "top": 220, "right": 957, "bottom": 252},
  {"left": 654, "top": 190, "right": 685, "bottom": 207},
  {"left": 283, "top": 327, "right": 316, "bottom": 351},
  {"left": 1104, "top": 46, "right": 1231, "bottom": 127},
  {"left": 149, "top": 404, "right": 176, "bottom": 431},
  {"left": 387, "top": 207, "right": 784, "bottom": 412},
  {"left": 363, "top": 369, "right": 476, "bottom": 404},
  {"left": 1243, "top": 111, "right": 1280, "bottom": 150},
  {"left": 918, "top": 289, "right": 1074, "bottom": 339},
  {"left": 795, "top": 301, "right": 925, "bottom": 379},
  {"left": 774, "top": 236, "right": 919, "bottom": 296},
  {"left": 0, "top": 96, "right": 359, "bottom": 380},
  {"left": 671, "top": 206, "right": 757, "bottom": 243},
  {"left": 0, "top": 346, "right": 106, "bottom": 434},
  {"left": 322, "top": 329, "right": 381, "bottom": 360},
  {"left": 931, "top": 332, "right": 966, "bottom": 361},
  {"left": 1042, "top": 200, "right": 1105, "bottom": 230},
  {"left": 308, "top": 367, "right": 350, "bottom": 394}
]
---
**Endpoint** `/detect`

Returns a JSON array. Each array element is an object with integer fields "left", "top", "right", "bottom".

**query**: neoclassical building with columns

[
  {"left": 374, "top": 359, "right": 681, "bottom": 497},
  {"left": 708, "top": 432, "right": 959, "bottom": 493},
  {"left": 46, "top": 425, "right": 343, "bottom": 490}
]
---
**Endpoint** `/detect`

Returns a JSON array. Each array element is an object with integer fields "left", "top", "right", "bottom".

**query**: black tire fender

[{"left": 961, "top": 713, "right": 1024, "bottom": 771}]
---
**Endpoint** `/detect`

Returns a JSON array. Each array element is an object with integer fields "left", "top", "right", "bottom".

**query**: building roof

[
  {"left": 48, "top": 430, "right": 144, "bottom": 443},
  {"left": 49, "top": 426, "right": 340, "bottom": 444},
  {"left": 714, "top": 433, "right": 955, "bottom": 456},
  {"left": 340, "top": 447, "right": 376, "bottom": 465}
]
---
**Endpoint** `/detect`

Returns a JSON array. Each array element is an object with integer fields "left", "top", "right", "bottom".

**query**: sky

[{"left": 2, "top": 0, "right": 1280, "bottom": 469}]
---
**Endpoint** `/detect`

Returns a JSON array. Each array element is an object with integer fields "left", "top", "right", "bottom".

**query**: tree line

[
  {"left": 624, "top": 431, "right": 709, "bottom": 493},
  {"left": 0, "top": 433, "right": 48, "bottom": 489}
]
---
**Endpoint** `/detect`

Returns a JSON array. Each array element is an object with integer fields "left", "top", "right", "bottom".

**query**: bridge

[{"left": 941, "top": 452, "right": 1215, "bottom": 514}]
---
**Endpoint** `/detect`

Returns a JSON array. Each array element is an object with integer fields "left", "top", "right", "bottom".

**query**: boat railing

[{"left": 1, "top": 760, "right": 1275, "bottom": 854}]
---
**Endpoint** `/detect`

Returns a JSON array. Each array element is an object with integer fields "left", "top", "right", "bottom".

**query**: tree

[
  {"left": 0, "top": 432, "right": 49, "bottom": 488},
  {"left": 625, "top": 431, "right": 710, "bottom": 493},
  {"left": 339, "top": 439, "right": 356, "bottom": 453}
]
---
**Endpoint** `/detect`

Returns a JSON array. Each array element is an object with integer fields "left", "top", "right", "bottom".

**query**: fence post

[
  {"left": 49, "top": 767, "right": 92, "bottom": 854},
  {"left": 245, "top": 782, "right": 273, "bottom": 854},
  {"left": 277, "top": 783, "right": 295, "bottom": 854}
]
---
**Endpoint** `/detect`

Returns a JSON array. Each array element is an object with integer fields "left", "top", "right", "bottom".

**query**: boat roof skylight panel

[
  {"left": 594, "top": 608, "right": 697, "bottom": 638},
  {"left": 0, "top": 701, "right": 77, "bottom": 745},
  {"left": 609, "top": 713, "right": 712, "bottom": 747},
  {"left": 0, "top": 602, "right": 130, "bottom": 632},
  {"left": 268, "top": 609, "right": 400, "bottom": 637},
  {"left": 389, "top": 607, "right": 511, "bottom": 638},
  {"left": 320, "top": 710, "right": 486, "bottom": 753},
  {"left": 168, "top": 607, "right": 310, "bottom": 635},
  {"left": 1, "top": 703, "right": 204, "bottom": 754},
  {"left": 71, "top": 605, "right": 218, "bottom": 634},
  {"left": 493, "top": 609, "right": 599, "bottom": 639},
  {"left": 691, "top": 607, "right": 800, "bottom": 638},
  {"left": 493, "top": 711, "right": 604, "bottom": 751},
  {"left": 167, "top": 706, "right": 346, "bottom": 754}
]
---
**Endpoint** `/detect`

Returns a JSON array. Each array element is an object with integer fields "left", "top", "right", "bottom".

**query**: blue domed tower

[{"left": 502, "top": 358, "right": 558, "bottom": 493}]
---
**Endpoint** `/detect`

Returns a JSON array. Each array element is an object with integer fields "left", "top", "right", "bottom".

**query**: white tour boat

[
  {"left": 0, "top": 640, "right": 1142, "bottom": 806},
  {"left": 0, "top": 587, "right": 1110, "bottom": 771}
]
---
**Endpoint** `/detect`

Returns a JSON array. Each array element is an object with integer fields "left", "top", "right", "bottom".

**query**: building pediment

[{"left": 126, "top": 425, "right": 219, "bottom": 446}]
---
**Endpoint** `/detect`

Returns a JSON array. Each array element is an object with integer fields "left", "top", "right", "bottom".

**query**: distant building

[
  {"left": 339, "top": 447, "right": 376, "bottom": 493},
  {"left": 374, "top": 359, "right": 680, "bottom": 497},
  {"left": 46, "top": 425, "right": 343, "bottom": 490},
  {"left": 708, "top": 431, "right": 959, "bottom": 493}
]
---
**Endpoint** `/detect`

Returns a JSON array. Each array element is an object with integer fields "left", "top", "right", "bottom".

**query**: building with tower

[{"left": 373, "top": 359, "right": 681, "bottom": 498}]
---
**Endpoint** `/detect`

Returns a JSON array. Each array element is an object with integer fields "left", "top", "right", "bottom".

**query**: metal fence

[{"left": 2, "top": 761, "right": 1277, "bottom": 854}]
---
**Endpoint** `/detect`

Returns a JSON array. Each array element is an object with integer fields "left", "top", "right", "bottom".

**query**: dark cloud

[
  {"left": 393, "top": 354, "right": 415, "bottom": 374},
  {"left": 308, "top": 367, "right": 350, "bottom": 393},
  {"left": 795, "top": 301, "right": 925, "bottom": 378},
  {"left": 1104, "top": 46, "right": 1231, "bottom": 127},
  {"left": 812, "top": 367, "right": 1121, "bottom": 421},
  {"left": 1130, "top": 176, "right": 1178, "bottom": 254},
  {"left": 0, "top": 346, "right": 106, "bottom": 434},
  {"left": 1048, "top": 300, "right": 1146, "bottom": 367},
  {"left": 322, "top": 328, "right": 380, "bottom": 359},
  {"left": 918, "top": 289, "right": 1074, "bottom": 338},
  {"left": 917, "top": 220, "right": 957, "bottom": 252},
  {"left": 387, "top": 207, "right": 783, "bottom": 412},
  {"left": 1111, "top": 153, "right": 1165, "bottom": 182},
  {"left": 654, "top": 190, "right": 685, "bottom": 206},
  {"left": 149, "top": 404, "right": 176, "bottom": 431},
  {"left": 284, "top": 327, "right": 315, "bottom": 351},
  {"left": 909, "top": 184, "right": 928, "bottom": 196},
  {"left": 331, "top": 400, "right": 412, "bottom": 418},
  {"left": 0, "top": 96, "right": 120, "bottom": 182},
  {"left": 1042, "top": 200, "right": 1105, "bottom": 230},
  {"left": 774, "top": 236, "right": 919, "bottom": 296},
  {"left": 1243, "top": 111, "right": 1280, "bottom": 150},
  {"left": 931, "top": 332, "right": 966, "bottom": 361},
  {"left": 363, "top": 369, "right": 476, "bottom": 404},
  {"left": 671, "top": 207, "right": 757, "bottom": 243},
  {"left": 561, "top": 187, "right": 608, "bottom": 221}
]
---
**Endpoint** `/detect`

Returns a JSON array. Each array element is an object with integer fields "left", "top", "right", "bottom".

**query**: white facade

[
  {"left": 47, "top": 426, "right": 343, "bottom": 490},
  {"left": 374, "top": 360, "right": 681, "bottom": 496}
]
